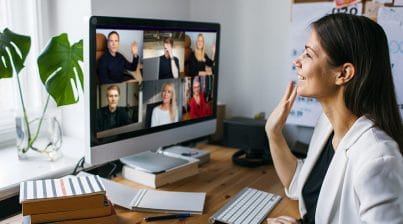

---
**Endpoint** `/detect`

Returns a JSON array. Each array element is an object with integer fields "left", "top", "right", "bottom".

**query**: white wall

[
  {"left": 91, "top": 0, "right": 191, "bottom": 20},
  {"left": 190, "top": 0, "right": 292, "bottom": 118}
]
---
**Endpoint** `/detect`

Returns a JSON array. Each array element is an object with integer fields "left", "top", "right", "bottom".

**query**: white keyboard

[{"left": 209, "top": 187, "right": 281, "bottom": 224}]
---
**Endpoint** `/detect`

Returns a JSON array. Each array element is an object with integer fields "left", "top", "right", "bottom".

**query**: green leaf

[
  {"left": 37, "top": 33, "right": 84, "bottom": 106},
  {"left": 0, "top": 28, "right": 31, "bottom": 78}
]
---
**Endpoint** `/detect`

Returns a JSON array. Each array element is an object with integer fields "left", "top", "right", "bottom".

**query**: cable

[{"left": 72, "top": 157, "right": 85, "bottom": 175}]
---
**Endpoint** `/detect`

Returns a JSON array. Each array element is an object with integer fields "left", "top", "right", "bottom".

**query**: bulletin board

[{"left": 286, "top": 0, "right": 403, "bottom": 127}]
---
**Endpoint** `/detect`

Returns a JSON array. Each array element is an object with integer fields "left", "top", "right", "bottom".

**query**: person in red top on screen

[{"left": 189, "top": 77, "right": 212, "bottom": 118}]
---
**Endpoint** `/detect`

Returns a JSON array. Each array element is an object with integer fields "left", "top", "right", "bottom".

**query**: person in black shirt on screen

[
  {"left": 188, "top": 33, "right": 215, "bottom": 77},
  {"left": 159, "top": 37, "right": 180, "bottom": 80},
  {"left": 96, "top": 85, "right": 128, "bottom": 132},
  {"left": 98, "top": 31, "right": 139, "bottom": 84}
]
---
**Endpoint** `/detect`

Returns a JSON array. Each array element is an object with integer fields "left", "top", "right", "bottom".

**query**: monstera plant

[{"left": 0, "top": 28, "right": 83, "bottom": 159}]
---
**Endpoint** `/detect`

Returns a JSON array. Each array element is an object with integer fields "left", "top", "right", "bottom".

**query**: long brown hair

[{"left": 313, "top": 13, "right": 403, "bottom": 153}]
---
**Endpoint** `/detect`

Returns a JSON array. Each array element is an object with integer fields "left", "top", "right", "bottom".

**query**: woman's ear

[{"left": 335, "top": 63, "right": 355, "bottom": 85}]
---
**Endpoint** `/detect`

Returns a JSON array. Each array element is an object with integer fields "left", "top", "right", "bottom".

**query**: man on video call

[
  {"left": 98, "top": 31, "right": 139, "bottom": 84},
  {"left": 159, "top": 37, "right": 180, "bottom": 79},
  {"left": 96, "top": 85, "right": 129, "bottom": 132}
]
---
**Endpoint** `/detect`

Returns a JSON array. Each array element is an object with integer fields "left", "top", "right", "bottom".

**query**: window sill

[{"left": 0, "top": 137, "right": 86, "bottom": 201}]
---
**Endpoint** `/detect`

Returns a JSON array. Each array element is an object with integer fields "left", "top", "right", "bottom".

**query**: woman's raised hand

[{"left": 265, "top": 81, "right": 297, "bottom": 136}]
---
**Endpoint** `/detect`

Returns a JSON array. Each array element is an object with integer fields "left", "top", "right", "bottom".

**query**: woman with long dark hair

[{"left": 266, "top": 13, "right": 403, "bottom": 223}]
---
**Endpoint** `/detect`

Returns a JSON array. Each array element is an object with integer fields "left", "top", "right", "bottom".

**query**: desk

[
  {"left": 1, "top": 144, "right": 299, "bottom": 224},
  {"left": 114, "top": 144, "right": 300, "bottom": 223}
]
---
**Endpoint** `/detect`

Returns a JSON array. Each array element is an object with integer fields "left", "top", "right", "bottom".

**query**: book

[
  {"left": 20, "top": 175, "right": 106, "bottom": 215},
  {"left": 161, "top": 145, "right": 210, "bottom": 165},
  {"left": 122, "top": 153, "right": 199, "bottom": 188},
  {"left": 23, "top": 205, "right": 118, "bottom": 224},
  {"left": 78, "top": 172, "right": 206, "bottom": 215},
  {"left": 29, "top": 199, "right": 112, "bottom": 223},
  {"left": 130, "top": 189, "right": 206, "bottom": 214}
]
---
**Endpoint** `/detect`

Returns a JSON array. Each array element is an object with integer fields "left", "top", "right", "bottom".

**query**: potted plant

[{"left": 0, "top": 28, "right": 84, "bottom": 160}]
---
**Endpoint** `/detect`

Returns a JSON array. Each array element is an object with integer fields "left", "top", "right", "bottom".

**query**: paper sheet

[{"left": 377, "top": 7, "right": 403, "bottom": 118}]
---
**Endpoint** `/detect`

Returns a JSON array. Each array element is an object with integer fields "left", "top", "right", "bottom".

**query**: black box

[{"left": 223, "top": 117, "right": 271, "bottom": 167}]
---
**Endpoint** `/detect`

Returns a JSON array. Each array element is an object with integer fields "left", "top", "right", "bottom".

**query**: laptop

[
  {"left": 142, "top": 57, "right": 160, "bottom": 81},
  {"left": 120, "top": 150, "right": 188, "bottom": 173}
]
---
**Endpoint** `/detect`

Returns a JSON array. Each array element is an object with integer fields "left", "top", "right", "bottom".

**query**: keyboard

[{"left": 209, "top": 187, "right": 281, "bottom": 224}]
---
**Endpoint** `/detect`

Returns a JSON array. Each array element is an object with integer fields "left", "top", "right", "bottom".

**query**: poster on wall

[
  {"left": 287, "top": 2, "right": 362, "bottom": 127},
  {"left": 377, "top": 7, "right": 403, "bottom": 118}
]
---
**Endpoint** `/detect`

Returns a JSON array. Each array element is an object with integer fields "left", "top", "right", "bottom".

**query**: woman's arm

[{"left": 266, "top": 81, "right": 298, "bottom": 188}]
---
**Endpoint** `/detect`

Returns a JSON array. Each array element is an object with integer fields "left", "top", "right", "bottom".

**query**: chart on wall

[
  {"left": 377, "top": 7, "right": 403, "bottom": 118},
  {"left": 286, "top": 2, "right": 362, "bottom": 127}
]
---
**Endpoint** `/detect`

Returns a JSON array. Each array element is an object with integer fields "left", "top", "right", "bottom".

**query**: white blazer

[{"left": 285, "top": 114, "right": 403, "bottom": 223}]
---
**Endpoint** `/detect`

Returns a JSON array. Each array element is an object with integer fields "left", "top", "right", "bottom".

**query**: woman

[
  {"left": 188, "top": 33, "right": 215, "bottom": 77},
  {"left": 189, "top": 77, "right": 212, "bottom": 118},
  {"left": 266, "top": 14, "right": 403, "bottom": 223},
  {"left": 151, "top": 82, "right": 178, "bottom": 127}
]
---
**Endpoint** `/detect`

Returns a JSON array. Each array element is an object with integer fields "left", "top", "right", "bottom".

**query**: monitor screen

[{"left": 87, "top": 16, "right": 220, "bottom": 165}]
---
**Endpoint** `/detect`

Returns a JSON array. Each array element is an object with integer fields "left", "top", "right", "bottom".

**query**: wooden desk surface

[{"left": 114, "top": 144, "right": 300, "bottom": 224}]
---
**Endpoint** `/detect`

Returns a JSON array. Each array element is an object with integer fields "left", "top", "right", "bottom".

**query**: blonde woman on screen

[
  {"left": 188, "top": 33, "right": 215, "bottom": 77},
  {"left": 151, "top": 82, "right": 178, "bottom": 127}
]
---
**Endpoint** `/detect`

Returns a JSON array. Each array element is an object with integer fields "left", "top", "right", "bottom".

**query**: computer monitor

[{"left": 87, "top": 16, "right": 220, "bottom": 166}]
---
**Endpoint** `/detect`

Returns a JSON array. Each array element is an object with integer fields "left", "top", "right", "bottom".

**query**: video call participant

[
  {"left": 151, "top": 82, "right": 179, "bottom": 127},
  {"left": 189, "top": 77, "right": 212, "bottom": 119},
  {"left": 98, "top": 31, "right": 139, "bottom": 84},
  {"left": 266, "top": 14, "right": 403, "bottom": 224},
  {"left": 96, "top": 85, "right": 129, "bottom": 132},
  {"left": 188, "top": 33, "right": 215, "bottom": 77},
  {"left": 159, "top": 37, "right": 180, "bottom": 79}
]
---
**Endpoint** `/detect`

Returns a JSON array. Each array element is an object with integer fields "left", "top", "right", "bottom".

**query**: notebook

[
  {"left": 120, "top": 150, "right": 189, "bottom": 173},
  {"left": 77, "top": 172, "right": 206, "bottom": 214}
]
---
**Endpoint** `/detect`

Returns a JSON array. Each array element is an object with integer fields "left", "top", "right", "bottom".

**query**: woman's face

[
  {"left": 107, "top": 89, "right": 120, "bottom": 110},
  {"left": 108, "top": 33, "right": 120, "bottom": 55},
  {"left": 193, "top": 82, "right": 200, "bottom": 97},
  {"left": 162, "top": 85, "right": 173, "bottom": 104},
  {"left": 293, "top": 30, "right": 338, "bottom": 100},
  {"left": 196, "top": 35, "right": 204, "bottom": 50}
]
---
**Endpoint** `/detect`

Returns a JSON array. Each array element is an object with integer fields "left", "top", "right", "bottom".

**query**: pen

[{"left": 144, "top": 213, "right": 192, "bottom": 222}]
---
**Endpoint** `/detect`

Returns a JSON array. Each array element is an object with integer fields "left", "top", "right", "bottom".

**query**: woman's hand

[
  {"left": 267, "top": 216, "right": 301, "bottom": 224},
  {"left": 265, "top": 81, "right": 297, "bottom": 136}
]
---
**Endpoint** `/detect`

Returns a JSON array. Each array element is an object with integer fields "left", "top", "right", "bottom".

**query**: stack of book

[{"left": 19, "top": 175, "right": 117, "bottom": 224}]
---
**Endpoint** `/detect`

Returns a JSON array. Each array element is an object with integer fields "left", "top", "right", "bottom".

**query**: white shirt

[
  {"left": 151, "top": 106, "right": 178, "bottom": 127},
  {"left": 286, "top": 114, "right": 403, "bottom": 223}
]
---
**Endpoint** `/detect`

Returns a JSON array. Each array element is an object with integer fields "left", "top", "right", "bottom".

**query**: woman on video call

[
  {"left": 266, "top": 14, "right": 403, "bottom": 224},
  {"left": 151, "top": 82, "right": 178, "bottom": 127},
  {"left": 188, "top": 33, "right": 215, "bottom": 77},
  {"left": 189, "top": 77, "right": 212, "bottom": 119}
]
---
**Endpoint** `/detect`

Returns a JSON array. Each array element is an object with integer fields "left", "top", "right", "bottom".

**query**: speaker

[{"left": 223, "top": 117, "right": 271, "bottom": 167}]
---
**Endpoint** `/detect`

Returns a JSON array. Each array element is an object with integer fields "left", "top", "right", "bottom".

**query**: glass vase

[{"left": 15, "top": 116, "right": 63, "bottom": 161}]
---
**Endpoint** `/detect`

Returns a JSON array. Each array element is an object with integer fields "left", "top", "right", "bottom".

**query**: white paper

[
  {"left": 395, "top": 0, "right": 403, "bottom": 6},
  {"left": 374, "top": 0, "right": 393, "bottom": 4},
  {"left": 287, "top": 2, "right": 362, "bottom": 127},
  {"left": 377, "top": 7, "right": 403, "bottom": 118}
]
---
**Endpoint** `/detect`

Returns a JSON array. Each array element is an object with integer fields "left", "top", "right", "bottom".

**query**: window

[{"left": 0, "top": 0, "right": 46, "bottom": 147}]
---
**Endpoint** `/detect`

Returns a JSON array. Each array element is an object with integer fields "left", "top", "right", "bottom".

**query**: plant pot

[{"left": 15, "top": 116, "right": 63, "bottom": 161}]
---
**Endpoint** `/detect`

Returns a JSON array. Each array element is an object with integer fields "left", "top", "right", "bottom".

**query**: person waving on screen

[{"left": 98, "top": 31, "right": 139, "bottom": 84}]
